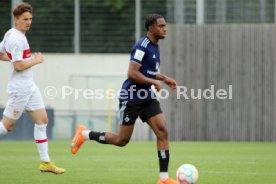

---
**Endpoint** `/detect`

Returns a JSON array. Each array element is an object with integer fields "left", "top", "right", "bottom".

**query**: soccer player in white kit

[{"left": 0, "top": 2, "right": 65, "bottom": 174}]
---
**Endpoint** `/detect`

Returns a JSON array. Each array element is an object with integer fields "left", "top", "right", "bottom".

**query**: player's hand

[
  {"left": 164, "top": 76, "right": 177, "bottom": 89},
  {"left": 34, "top": 52, "right": 44, "bottom": 64},
  {"left": 153, "top": 81, "right": 161, "bottom": 92}
]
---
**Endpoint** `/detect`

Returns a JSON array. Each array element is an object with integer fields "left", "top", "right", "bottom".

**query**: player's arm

[
  {"left": 127, "top": 61, "right": 161, "bottom": 91},
  {"left": 156, "top": 73, "right": 177, "bottom": 89},
  {"left": 0, "top": 52, "right": 10, "bottom": 61},
  {"left": 13, "top": 52, "right": 44, "bottom": 72}
]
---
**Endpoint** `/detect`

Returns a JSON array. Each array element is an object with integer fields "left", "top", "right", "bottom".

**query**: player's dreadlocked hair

[
  {"left": 145, "top": 14, "right": 164, "bottom": 30},
  {"left": 13, "top": 2, "right": 33, "bottom": 18}
]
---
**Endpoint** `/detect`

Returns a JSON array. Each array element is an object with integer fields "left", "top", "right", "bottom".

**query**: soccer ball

[{"left": 176, "top": 164, "right": 199, "bottom": 184}]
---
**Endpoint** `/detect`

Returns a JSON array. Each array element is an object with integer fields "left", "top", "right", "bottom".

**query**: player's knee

[
  {"left": 117, "top": 138, "right": 130, "bottom": 147},
  {"left": 2, "top": 117, "right": 16, "bottom": 132},
  {"left": 40, "top": 116, "right": 48, "bottom": 124},
  {"left": 156, "top": 125, "right": 168, "bottom": 139},
  {"left": 6, "top": 123, "right": 15, "bottom": 132}
]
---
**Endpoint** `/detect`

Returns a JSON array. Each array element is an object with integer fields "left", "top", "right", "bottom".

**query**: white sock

[
  {"left": 0, "top": 122, "right": 8, "bottom": 135},
  {"left": 34, "top": 124, "right": 50, "bottom": 162},
  {"left": 159, "top": 172, "right": 169, "bottom": 181},
  {"left": 82, "top": 130, "right": 90, "bottom": 140}
]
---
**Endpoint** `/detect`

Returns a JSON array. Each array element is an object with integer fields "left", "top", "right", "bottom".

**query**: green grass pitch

[{"left": 0, "top": 141, "right": 275, "bottom": 184}]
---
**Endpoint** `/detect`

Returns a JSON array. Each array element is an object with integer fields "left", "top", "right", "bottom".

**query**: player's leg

[
  {"left": 147, "top": 114, "right": 178, "bottom": 184},
  {"left": 71, "top": 101, "right": 139, "bottom": 154},
  {"left": 0, "top": 116, "right": 16, "bottom": 135},
  {"left": 71, "top": 124, "right": 135, "bottom": 154},
  {"left": 27, "top": 108, "right": 50, "bottom": 162},
  {"left": 86, "top": 124, "right": 135, "bottom": 146},
  {"left": 26, "top": 87, "right": 65, "bottom": 174},
  {"left": 142, "top": 100, "right": 178, "bottom": 184}
]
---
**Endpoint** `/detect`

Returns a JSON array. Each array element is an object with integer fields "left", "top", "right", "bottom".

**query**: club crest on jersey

[
  {"left": 153, "top": 54, "right": 156, "bottom": 59},
  {"left": 13, "top": 110, "right": 20, "bottom": 118}
]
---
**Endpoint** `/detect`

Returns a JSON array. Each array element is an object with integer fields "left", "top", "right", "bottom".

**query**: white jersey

[{"left": 2, "top": 28, "right": 35, "bottom": 94}]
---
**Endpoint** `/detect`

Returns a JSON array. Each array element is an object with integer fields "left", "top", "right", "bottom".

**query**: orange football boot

[
  {"left": 70, "top": 125, "right": 88, "bottom": 154},
  {"left": 157, "top": 177, "right": 180, "bottom": 184}
]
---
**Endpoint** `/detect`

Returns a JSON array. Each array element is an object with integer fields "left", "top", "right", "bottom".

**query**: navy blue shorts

[{"left": 119, "top": 99, "right": 162, "bottom": 125}]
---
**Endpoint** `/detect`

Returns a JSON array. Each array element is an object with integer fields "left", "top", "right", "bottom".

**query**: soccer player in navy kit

[{"left": 71, "top": 14, "right": 178, "bottom": 184}]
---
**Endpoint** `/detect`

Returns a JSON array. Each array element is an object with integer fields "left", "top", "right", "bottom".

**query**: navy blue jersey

[{"left": 119, "top": 37, "right": 160, "bottom": 104}]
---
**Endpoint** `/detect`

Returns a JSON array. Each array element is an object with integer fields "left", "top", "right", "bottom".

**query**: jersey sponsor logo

[
  {"left": 147, "top": 70, "right": 158, "bottom": 75},
  {"left": 134, "top": 49, "right": 145, "bottom": 61}
]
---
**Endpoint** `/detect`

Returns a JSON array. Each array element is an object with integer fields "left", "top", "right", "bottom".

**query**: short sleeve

[{"left": 6, "top": 39, "right": 24, "bottom": 62}]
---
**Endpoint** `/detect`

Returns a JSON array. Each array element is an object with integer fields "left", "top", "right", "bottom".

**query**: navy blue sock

[{"left": 158, "top": 150, "right": 170, "bottom": 172}]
